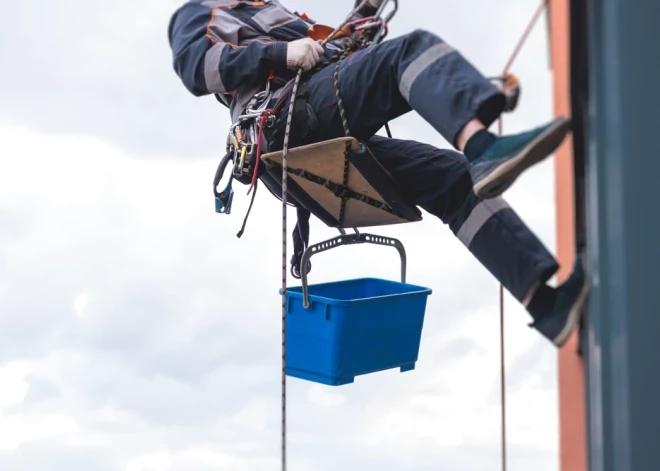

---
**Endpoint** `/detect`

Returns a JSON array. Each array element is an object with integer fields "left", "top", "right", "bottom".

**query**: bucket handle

[{"left": 300, "top": 232, "right": 407, "bottom": 309}]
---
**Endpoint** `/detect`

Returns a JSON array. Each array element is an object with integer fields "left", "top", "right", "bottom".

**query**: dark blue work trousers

[{"left": 266, "top": 29, "right": 559, "bottom": 302}]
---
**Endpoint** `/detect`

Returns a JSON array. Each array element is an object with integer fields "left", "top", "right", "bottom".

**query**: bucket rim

[{"left": 280, "top": 277, "right": 433, "bottom": 306}]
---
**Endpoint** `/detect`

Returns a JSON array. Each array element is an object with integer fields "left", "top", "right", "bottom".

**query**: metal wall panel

[{"left": 586, "top": 0, "right": 660, "bottom": 470}]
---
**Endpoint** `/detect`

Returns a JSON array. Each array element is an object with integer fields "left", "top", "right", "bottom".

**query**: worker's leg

[
  {"left": 364, "top": 135, "right": 589, "bottom": 347},
  {"left": 275, "top": 29, "right": 572, "bottom": 199}
]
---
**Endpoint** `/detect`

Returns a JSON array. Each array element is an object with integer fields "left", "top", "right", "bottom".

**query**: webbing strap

[
  {"left": 262, "top": 158, "right": 401, "bottom": 217},
  {"left": 291, "top": 207, "right": 311, "bottom": 279}
]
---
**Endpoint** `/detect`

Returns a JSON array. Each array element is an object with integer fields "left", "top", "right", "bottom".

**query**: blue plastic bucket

[{"left": 282, "top": 277, "right": 432, "bottom": 386}]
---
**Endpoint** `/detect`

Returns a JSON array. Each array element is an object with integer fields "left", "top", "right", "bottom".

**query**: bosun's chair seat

[{"left": 260, "top": 137, "right": 423, "bottom": 228}]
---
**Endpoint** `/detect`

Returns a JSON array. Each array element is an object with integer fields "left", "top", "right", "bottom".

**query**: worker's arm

[{"left": 168, "top": 2, "right": 288, "bottom": 97}]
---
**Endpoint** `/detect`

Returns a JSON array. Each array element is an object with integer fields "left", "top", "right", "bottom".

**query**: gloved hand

[{"left": 286, "top": 38, "right": 325, "bottom": 71}]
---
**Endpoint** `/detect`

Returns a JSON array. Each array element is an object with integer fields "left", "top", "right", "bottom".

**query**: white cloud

[
  {"left": 0, "top": 412, "right": 79, "bottom": 452},
  {"left": 0, "top": 362, "right": 78, "bottom": 451},
  {"left": 0, "top": 362, "right": 30, "bottom": 408},
  {"left": 306, "top": 384, "right": 347, "bottom": 407},
  {"left": 73, "top": 293, "right": 91, "bottom": 319}
]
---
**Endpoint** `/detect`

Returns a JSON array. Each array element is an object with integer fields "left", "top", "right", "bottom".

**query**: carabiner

[
  {"left": 215, "top": 177, "right": 235, "bottom": 215},
  {"left": 213, "top": 152, "right": 235, "bottom": 215}
]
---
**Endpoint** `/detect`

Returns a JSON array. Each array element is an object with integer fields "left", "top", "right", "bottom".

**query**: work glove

[{"left": 286, "top": 37, "right": 325, "bottom": 71}]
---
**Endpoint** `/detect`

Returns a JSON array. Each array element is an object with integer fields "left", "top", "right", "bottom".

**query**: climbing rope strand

[
  {"left": 499, "top": 283, "right": 506, "bottom": 471},
  {"left": 279, "top": 69, "right": 300, "bottom": 471},
  {"left": 279, "top": 5, "right": 372, "bottom": 471},
  {"left": 496, "top": 3, "right": 548, "bottom": 471},
  {"left": 501, "top": 0, "right": 549, "bottom": 76}
]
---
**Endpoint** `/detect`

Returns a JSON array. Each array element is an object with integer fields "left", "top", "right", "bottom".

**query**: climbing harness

[
  {"left": 212, "top": 0, "right": 400, "bottom": 273},
  {"left": 214, "top": 20, "right": 520, "bottom": 277},
  {"left": 212, "top": 2, "right": 384, "bottom": 235},
  {"left": 213, "top": 79, "right": 277, "bottom": 236}
]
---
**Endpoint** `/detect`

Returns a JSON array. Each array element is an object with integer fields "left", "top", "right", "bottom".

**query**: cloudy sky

[{"left": 0, "top": 0, "right": 563, "bottom": 469}]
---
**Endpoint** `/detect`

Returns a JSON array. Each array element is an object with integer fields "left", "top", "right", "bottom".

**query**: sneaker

[
  {"left": 470, "top": 116, "right": 572, "bottom": 199},
  {"left": 530, "top": 253, "right": 590, "bottom": 347}
]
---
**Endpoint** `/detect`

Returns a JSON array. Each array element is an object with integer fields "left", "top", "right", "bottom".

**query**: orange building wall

[{"left": 548, "top": 1, "right": 588, "bottom": 470}]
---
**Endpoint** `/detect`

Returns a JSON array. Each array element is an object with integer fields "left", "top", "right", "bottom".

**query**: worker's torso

[{"left": 197, "top": 0, "right": 353, "bottom": 120}]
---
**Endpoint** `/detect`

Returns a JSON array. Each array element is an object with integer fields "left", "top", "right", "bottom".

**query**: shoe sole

[
  {"left": 553, "top": 256, "right": 591, "bottom": 348},
  {"left": 473, "top": 117, "right": 573, "bottom": 199}
]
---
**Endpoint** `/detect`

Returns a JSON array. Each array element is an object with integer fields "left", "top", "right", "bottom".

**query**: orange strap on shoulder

[{"left": 307, "top": 23, "right": 353, "bottom": 41}]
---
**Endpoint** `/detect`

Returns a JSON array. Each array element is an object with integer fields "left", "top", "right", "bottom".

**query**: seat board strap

[
  {"left": 338, "top": 140, "right": 351, "bottom": 227},
  {"left": 262, "top": 157, "right": 405, "bottom": 218}
]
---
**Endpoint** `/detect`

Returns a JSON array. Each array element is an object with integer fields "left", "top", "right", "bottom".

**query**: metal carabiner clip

[
  {"left": 371, "top": 0, "right": 398, "bottom": 44},
  {"left": 213, "top": 152, "right": 235, "bottom": 215},
  {"left": 371, "top": 0, "right": 398, "bottom": 22},
  {"left": 215, "top": 178, "right": 235, "bottom": 215}
]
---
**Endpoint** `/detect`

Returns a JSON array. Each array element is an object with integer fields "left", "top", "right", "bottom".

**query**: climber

[{"left": 167, "top": 0, "right": 589, "bottom": 347}]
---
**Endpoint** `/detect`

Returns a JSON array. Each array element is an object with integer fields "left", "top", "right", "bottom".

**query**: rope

[
  {"left": 501, "top": 0, "right": 549, "bottom": 77},
  {"left": 278, "top": 5, "right": 372, "bottom": 470},
  {"left": 499, "top": 283, "right": 507, "bottom": 471},
  {"left": 496, "top": 2, "right": 548, "bottom": 470},
  {"left": 279, "top": 68, "right": 299, "bottom": 471}
]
